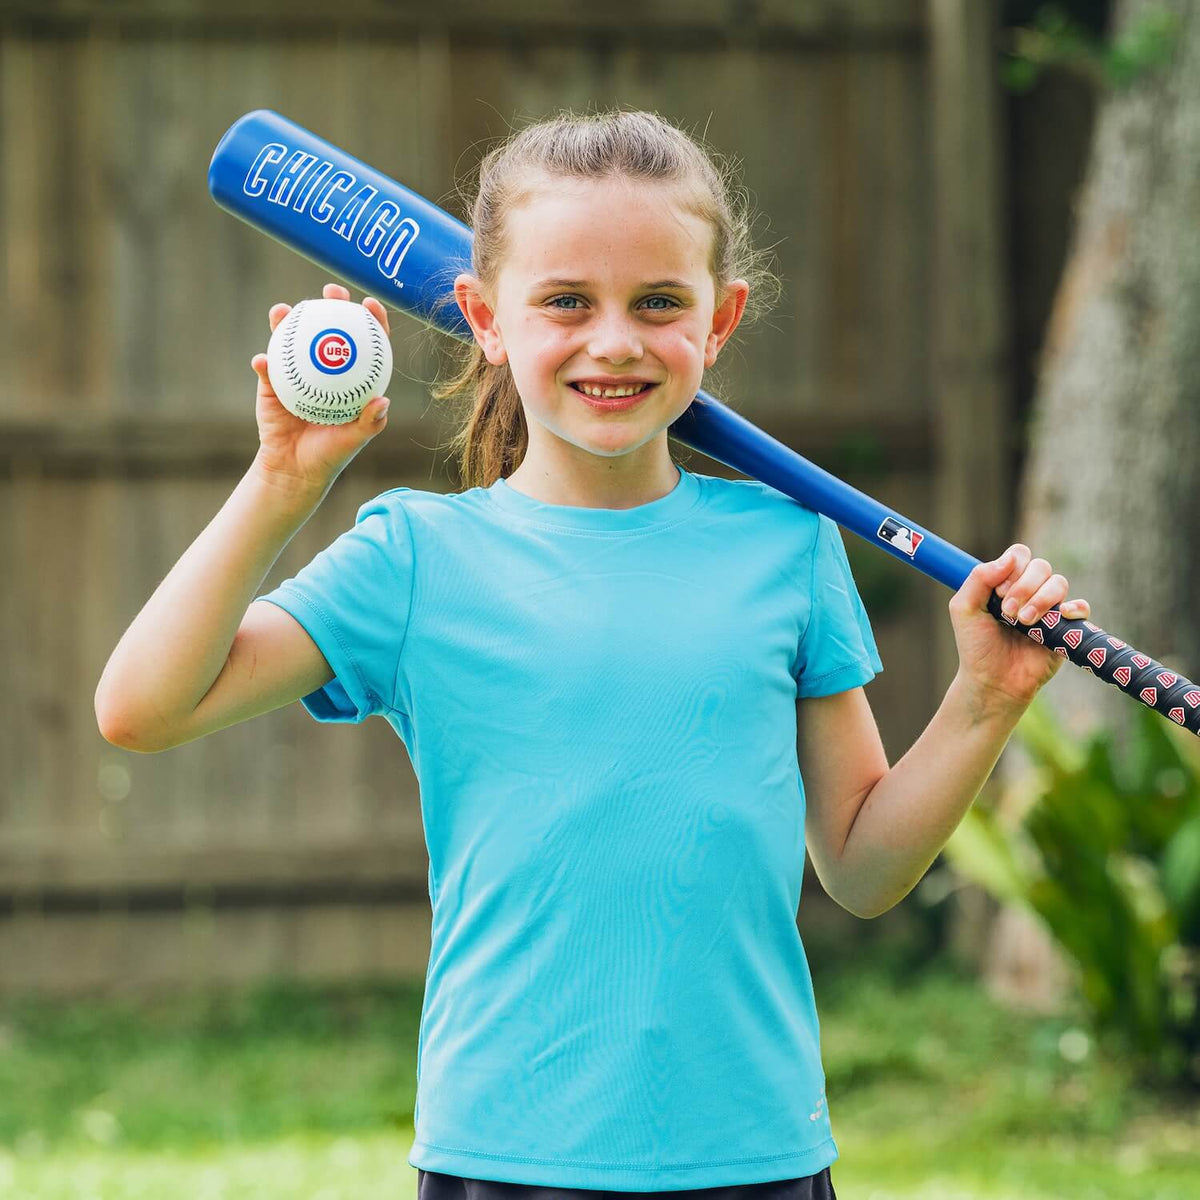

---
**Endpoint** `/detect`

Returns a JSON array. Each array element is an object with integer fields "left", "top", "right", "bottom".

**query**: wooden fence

[{"left": 0, "top": 0, "right": 1036, "bottom": 995}]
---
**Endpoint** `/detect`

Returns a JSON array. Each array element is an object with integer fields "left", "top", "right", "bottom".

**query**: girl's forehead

[{"left": 503, "top": 175, "right": 713, "bottom": 278}]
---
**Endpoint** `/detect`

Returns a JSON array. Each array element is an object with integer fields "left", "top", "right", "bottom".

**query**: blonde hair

[{"left": 432, "top": 107, "right": 781, "bottom": 490}]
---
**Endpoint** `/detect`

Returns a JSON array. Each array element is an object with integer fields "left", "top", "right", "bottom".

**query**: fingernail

[
  {"left": 374, "top": 401, "right": 390, "bottom": 421},
  {"left": 1019, "top": 604, "right": 1036, "bottom": 622},
  {"left": 1002, "top": 598, "right": 1017, "bottom": 617}
]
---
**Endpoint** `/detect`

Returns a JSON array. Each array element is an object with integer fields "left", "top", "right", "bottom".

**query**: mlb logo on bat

[
  {"left": 1157, "top": 671, "right": 1179, "bottom": 688},
  {"left": 1185, "top": 690, "right": 1200, "bottom": 708},
  {"left": 1141, "top": 687, "right": 1158, "bottom": 706},
  {"left": 1114, "top": 667, "right": 1132, "bottom": 688},
  {"left": 877, "top": 517, "right": 923, "bottom": 557},
  {"left": 1064, "top": 628, "right": 1083, "bottom": 649},
  {"left": 311, "top": 330, "right": 357, "bottom": 374},
  {"left": 1088, "top": 647, "right": 1107, "bottom": 668}
]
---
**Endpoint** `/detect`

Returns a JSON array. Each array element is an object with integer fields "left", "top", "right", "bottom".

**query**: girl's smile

[{"left": 570, "top": 380, "right": 657, "bottom": 410}]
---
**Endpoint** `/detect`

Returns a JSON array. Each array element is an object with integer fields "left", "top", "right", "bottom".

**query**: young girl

[{"left": 95, "top": 109, "right": 1090, "bottom": 1197}]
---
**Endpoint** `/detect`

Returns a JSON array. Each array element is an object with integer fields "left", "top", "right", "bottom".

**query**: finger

[
  {"left": 994, "top": 544, "right": 1031, "bottom": 598},
  {"left": 361, "top": 395, "right": 391, "bottom": 426},
  {"left": 1061, "top": 598, "right": 1090, "bottom": 619},
  {"left": 268, "top": 302, "right": 291, "bottom": 333},
  {"left": 362, "top": 295, "right": 390, "bottom": 335},
  {"left": 950, "top": 547, "right": 1019, "bottom": 616},
  {"left": 1001, "top": 555, "right": 1052, "bottom": 620},
  {"left": 1014, "top": 573, "right": 1069, "bottom": 625},
  {"left": 251, "top": 353, "right": 276, "bottom": 394},
  {"left": 323, "top": 282, "right": 350, "bottom": 300}
]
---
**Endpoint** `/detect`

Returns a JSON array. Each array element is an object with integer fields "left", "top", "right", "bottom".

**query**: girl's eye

[{"left": 545, "top": 295, "right": 680, "bottom": 311}]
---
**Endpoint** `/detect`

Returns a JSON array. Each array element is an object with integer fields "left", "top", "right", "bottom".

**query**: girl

[{"left": 95, "top": 109, "right": 1090, "bottom": 1197}]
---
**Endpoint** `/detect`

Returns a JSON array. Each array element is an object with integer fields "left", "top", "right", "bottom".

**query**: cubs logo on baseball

[{"left": 311, "top": 329, "right": 357, "bottom": 373}]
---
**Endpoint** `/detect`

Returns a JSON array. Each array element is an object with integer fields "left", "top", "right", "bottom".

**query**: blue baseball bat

[{"left": 208, "top": 109, "right": 1199, "bottom": 735}]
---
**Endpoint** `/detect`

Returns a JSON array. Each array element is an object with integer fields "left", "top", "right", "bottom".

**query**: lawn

[{"left": 0, "top": 957, "right": 1195, "bottom": 1199}]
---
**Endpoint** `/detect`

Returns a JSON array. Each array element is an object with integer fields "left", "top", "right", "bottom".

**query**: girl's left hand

[{"left": 948, "top": 543, "right": 1091, "bottom": 717}]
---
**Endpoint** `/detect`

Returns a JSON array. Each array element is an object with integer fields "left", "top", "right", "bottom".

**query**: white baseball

[{"left": 266, "top": 298, "right": 393, "bottom": 425}]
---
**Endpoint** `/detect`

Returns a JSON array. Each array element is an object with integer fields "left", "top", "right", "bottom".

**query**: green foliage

[
  {"left": 1001, "top": 3, "right": 1182, "bottom": 93},
  {"left": 3, "top": 964, "right": 1199, "bottom": 1197},
  {"left": 944, "top": 698, "right": 1200, "bottom": 1089},
  {"left": 0, "top": 978, "right": 423, "bottom": 1150}
]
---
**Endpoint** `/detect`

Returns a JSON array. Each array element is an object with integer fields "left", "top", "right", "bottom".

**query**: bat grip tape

[{"left": 986, "top": 593, "right": 1200, "bottom": 736}]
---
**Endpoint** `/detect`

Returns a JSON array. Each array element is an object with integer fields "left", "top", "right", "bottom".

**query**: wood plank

[
  {"left": 0, "top": 838, "right": 429, "bottom": 894},
  {"left": 0, "top": 901, "right": 434, "bottom": 995},
  {"left": 1, "top": 0, "right": 925, "bottom": 41},
  {"left": 927, "top": 0, "right": 1012, "bottom": 691},
  {"left": 0, "top": 412, "right": 939, "bottom": 476},
  {"left": 0, "top": 30, "right": 46, "bottom": 419},
  {"left": 77, "top": 26, "right": 118, "bottom": 415}
]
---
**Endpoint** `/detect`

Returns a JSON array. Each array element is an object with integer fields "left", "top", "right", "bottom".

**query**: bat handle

[{"left": 986, "top": 593, "right": 1200, "bottom": 736}]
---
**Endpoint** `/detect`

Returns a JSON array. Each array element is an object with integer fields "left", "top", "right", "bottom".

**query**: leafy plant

[
  {"left": 942, "top": 697, "right": 1200, "bottom": 1089},
  {"left": 1000, "top": 3, "right": 1181, "bottom": 93}
]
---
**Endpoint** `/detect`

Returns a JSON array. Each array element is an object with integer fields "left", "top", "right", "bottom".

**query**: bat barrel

[{"left": 208, "top": 109, "right": 474, "bottom": 339}]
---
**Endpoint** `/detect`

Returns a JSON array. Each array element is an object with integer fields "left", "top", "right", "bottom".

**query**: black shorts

[{"left": 417, "top": 1167, "right": 836, "bottom": 1200}]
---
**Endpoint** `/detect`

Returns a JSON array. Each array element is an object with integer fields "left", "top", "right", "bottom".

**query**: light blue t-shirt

[{"left": 258, "top": 464, "right": 882, "bottom": 1190}]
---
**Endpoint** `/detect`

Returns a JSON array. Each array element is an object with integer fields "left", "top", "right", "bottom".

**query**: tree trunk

[{"left": 984, "top": 0, "right": 1200, "bottom": 1006}]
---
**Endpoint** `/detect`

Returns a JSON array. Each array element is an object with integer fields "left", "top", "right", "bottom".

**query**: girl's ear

[
  {"left": 454, "top": 273, "right": 508, "bottom": 366},
  {"left": 704, "top": 279, "right": 750, "bottom": 368}
]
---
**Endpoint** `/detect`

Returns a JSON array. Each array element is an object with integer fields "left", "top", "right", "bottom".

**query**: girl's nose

[{"left": 587, "top": 316, "right": 643, "bottom": 364}]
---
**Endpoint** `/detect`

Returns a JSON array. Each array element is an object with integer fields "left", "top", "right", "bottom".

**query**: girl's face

[{"left": 455, "top": 174, "right": 748, "bottom": 482}]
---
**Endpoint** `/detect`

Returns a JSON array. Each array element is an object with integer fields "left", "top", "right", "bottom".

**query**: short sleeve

[
  {"left": 256, "top": 488, "right": 415, "bottom": 723},
  {"left": 794, "top": 514, "right": 884, "bottom": 698}
]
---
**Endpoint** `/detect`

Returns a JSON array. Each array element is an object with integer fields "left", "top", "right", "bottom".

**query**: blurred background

[{"left": 1, "top": 0, "right": 1198, "bottom": 1196}]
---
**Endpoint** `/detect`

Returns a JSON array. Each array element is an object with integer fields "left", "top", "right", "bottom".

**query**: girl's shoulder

[
  {"left": 694, "top": 471, "right": 824, "bottom": 531},
  {"left": 351, "top": 482, "right": 493, "bottom": 527}
]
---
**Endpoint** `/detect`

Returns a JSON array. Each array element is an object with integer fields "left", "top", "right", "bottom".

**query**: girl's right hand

[{"left": 249, "top": 281, "right": 392, "bottom": 498}]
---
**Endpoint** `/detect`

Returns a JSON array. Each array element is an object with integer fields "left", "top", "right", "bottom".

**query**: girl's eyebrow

[{"left": 531, "top": 276, "right": 696, "bottom": 292}]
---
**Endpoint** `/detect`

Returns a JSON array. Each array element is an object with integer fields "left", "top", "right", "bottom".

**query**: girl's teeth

[{"left": 579, "top": 384, "right": 647, "bottom": 398}]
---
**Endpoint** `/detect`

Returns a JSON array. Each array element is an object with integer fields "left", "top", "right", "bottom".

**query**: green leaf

[
  {"left": 1013, "top": 698, "right": 1087, "bottom": 777},
  {"left": 1162, "top": 813, "right": 1200, "bottom": 939},
  {"left": 943, "top": 807, "right": 1030, "bottom": 906}
]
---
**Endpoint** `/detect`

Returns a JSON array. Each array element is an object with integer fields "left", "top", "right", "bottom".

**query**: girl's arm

[
  {"left": 801, "top": 543, "right": 1091, "bottom": 919},
  {"left": 94, "top": 462, "right": 333, "bottom": 752},
  {"left": 800, "top": 676, "right": 1022, "bottom": 918}
]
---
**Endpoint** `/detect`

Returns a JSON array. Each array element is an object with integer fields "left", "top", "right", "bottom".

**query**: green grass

[{"left": 0, "top": 958, "right": 1196, "bottom": 1199}]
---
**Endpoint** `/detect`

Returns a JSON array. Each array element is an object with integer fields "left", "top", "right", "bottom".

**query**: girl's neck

[{"left": 504, "top": 451, "right": 681, "bottom": 511}]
